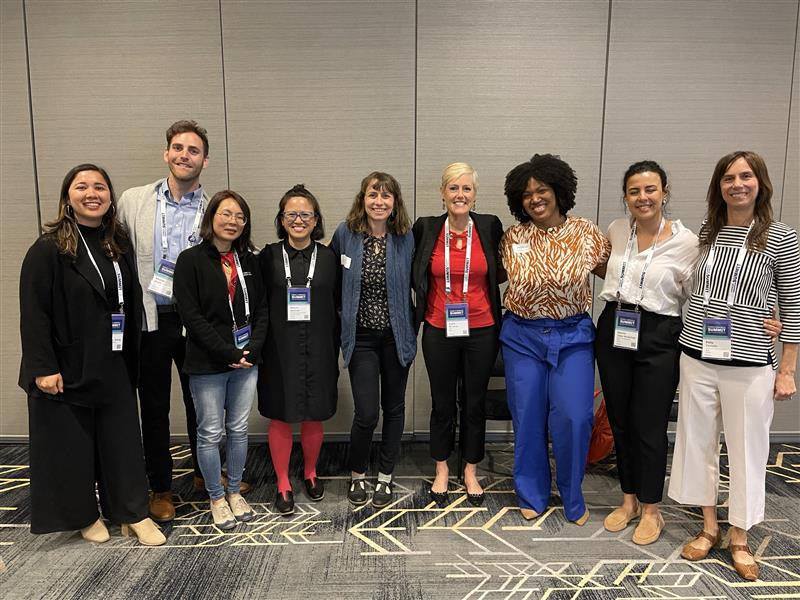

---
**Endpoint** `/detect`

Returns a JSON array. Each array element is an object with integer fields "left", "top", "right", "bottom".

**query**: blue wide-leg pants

[{"left": 500, "top": 311, "right": 595, "bottom": 521}]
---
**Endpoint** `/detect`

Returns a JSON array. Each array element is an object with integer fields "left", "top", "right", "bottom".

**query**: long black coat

[
  {"left": 18, "top": 233, "right": 142, "bottom": 406},
  {"left": 412, "top": 211, "right": 506, "bottom": 329}
]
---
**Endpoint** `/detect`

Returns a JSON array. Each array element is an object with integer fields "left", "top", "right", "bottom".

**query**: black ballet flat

[
  {"left": 467, "top": 492, "right": 485, "bottom": 507},
  {"left": 429, "top": 488, "right": 449, "bottom": 508}
]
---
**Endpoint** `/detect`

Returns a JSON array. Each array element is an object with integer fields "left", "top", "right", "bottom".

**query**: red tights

[{"left": 268, "top": 420, "right": 323, "bottom": 493}]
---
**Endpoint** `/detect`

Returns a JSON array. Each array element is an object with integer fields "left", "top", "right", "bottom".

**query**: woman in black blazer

[
  {"left": 412, "top": 162, "right": 505, "bottom": 507},
  {"left": 19, "top": 163, "right": 165, "bottom": 545},
  {"left": 173, "top": 190, "right": 268, "bottom": 531}
]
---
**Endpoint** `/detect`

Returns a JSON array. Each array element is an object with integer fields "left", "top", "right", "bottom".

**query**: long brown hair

[
  {"left": 699, "top": 150, "right": 773, "bottom": 251},
  {"left": 345, "top": 172, "right": 411, "bottom": 235},
  {"left": 44, "top": 163, "right": 129, "bottom": 259}
]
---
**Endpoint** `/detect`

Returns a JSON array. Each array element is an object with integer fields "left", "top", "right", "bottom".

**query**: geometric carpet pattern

[{"left": 0, "top": 442, "right": 798, "bottom": 599}]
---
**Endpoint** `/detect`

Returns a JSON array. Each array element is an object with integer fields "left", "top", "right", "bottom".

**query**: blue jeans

[{"left": 189, "top": 367, "right": 257, "bottom": 500}]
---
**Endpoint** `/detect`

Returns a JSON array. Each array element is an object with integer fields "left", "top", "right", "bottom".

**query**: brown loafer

[
  {"left": 149, "top": 491, "right": 176, "bottom": 522},
  {"left": 603, "top": 504, "right": 641, "bottom": 532},
  {"left": 680, "top": 529, "right": 720, "bottom": 561},
  {"left": 632, "top": 512, "right": 665, "bottom": 545},
  {"left": 730, "top": 543, "right": 759, "bottom": 581}
]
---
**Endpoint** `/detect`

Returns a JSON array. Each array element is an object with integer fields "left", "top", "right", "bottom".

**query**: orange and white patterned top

[{"left": 500, "top": 217, "right": 610, "bottom": 320}]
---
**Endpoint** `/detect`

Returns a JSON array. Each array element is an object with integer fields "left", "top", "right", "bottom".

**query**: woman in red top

[{"left": 412, "top": 163, "right": 505, "bottom": 507}]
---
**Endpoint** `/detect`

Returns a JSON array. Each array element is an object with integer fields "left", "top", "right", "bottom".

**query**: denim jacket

[{"left": 330, "top": 222, "right": 417, "bottom": 367}]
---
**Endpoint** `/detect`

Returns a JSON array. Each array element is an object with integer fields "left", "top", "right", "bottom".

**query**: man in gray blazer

[{"left": 118, "top": 120, "right": 248, "bottom": 522}]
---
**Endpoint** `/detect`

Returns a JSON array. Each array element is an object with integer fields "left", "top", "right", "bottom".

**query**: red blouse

[{"left": 424, "top": 224, "right": 494, "bottom": 329}]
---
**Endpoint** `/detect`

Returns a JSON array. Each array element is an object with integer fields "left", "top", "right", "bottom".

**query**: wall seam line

[
  {"left": 218, "top": 0, "right": 231, "bottom": 189},
  {"left": 411, "top": 0, "right": 419, "bottom": 437},
  {"left": 779, "top": 0, "right": 799, "bottom": 223},
  {"left": 22, "top": 0, "right": 41, "bottom": 234}
]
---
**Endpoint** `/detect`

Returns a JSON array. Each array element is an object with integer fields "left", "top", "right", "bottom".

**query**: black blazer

[
  {"left": 174, "top": 241, "right": 268, "bottom": 375},
  {"left": 18, "top": 233, "right": 143, "bottom": 406},
  {"left": 412, "top": 211, "right": 505, "bottom": 329}
]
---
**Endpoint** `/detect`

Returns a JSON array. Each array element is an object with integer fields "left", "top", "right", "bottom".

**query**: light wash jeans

[{"left": 189, "top": 367, "right": 257, "bottom": 500}]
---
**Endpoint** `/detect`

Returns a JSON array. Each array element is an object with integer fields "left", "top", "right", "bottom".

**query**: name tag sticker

[
  {"left": 287, "top": 287, "right": 311, "bottom": 321},
  {"left": 233, "top": 324, "right": 251, "bottom": 349},
  {"left": 147, "top": 258, "right": 176, "bottom": 299},
  {"left": 613, "top": 309, "right": 640, "bottom": 350},
  {"left": 702, "top": 317, "right": 732, "bottom": 360},
  {"left": 445, "top": 303, "right": 469, "bottom": 338},
  {"left": 341, "top": 254, "right": 352, "bottom": 269},
  {"left": 512, "top": 243, "right": 530, "bottom": 254},
  {"left": 111, "top": 313, "right": 125, "bottom": 351}
]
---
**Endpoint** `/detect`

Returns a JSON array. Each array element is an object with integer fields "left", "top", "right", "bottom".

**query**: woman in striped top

[{"left": 668, "top": 151, "right": 800, "bottom": 581}]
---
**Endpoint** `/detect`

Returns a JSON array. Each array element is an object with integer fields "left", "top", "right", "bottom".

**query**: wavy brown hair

[
  {"left": 699, "top": 151, "right": 773, "bottom": 251},
  {"left": 44, "top": 163, "right": 129, "bottom": 260},
  {"left": 345, "top": 172, "right": 411, "bottom": 235}
]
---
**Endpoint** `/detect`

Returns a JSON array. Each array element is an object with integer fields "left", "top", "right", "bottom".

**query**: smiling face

[
  {"left": 522, "top": 177, "right": 562, "bottom": 229},
  {"left": 363, "top": 179, "right": 395, "bottom": 225},
  {"left": 163, "top": 131, "right": 208, "bottom": 184},
  {"left": 442, "top": 173, "right": 476, "bottom": 220},
  {"left": 68, "top": 170, "right": 112, "bottom": 226},
  {"left": 212, "top": 198, "right": 245, "bottom": 246},
  {"left": 720, "top": 156, "right": 759, "bottom": 217},
  {"left": 624, "top": 171, "right": 666, "bottom": 224},
  {"left": 281, "top": 196, "right": 317, "bottom": 248}
]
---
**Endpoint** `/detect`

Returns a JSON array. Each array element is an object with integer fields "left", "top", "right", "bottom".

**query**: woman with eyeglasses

[
  {"left": 173, "top": 190, "right": 268, "bottom": 530},
  {"left": 257, "top": 184, "right": 340, "bottom": 516},
  {"left": 331, "top": 172, "right": 416, "bottom": 509},
  {"left": 19, "top": 164, "right": 165, "bottom": 545}
]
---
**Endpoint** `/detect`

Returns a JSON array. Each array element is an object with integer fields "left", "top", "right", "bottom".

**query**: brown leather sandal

[
  {"left": 680, "top": 529, "right": 721, "bottom": 561},
  {"left": 730, "top": 544, "right": 758, "bottom": 581}
]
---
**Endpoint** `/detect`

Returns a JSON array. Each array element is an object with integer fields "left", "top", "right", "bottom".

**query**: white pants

[{"left": 668, "top": 354, "right": 775, "bottom": 530}]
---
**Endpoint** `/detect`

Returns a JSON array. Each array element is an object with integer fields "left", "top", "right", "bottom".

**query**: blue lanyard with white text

[{"left": 227, "top": 250, "right": 250, "bottom": 327}]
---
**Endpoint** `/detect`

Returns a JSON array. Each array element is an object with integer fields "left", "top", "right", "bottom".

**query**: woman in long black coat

[
  {"left": 257, "top": 184, "right": 340, "bottom": 515},
  {"left": 19, "top": 163, "right": 165, "bottom": 545}
]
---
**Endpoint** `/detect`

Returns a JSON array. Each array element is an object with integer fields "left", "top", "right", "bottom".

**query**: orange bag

[{"left": 587, "top": 390, "right": 614, "bottom": 465}]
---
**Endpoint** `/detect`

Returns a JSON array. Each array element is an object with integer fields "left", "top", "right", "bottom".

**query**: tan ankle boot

[
  {"left": 80, "top": 518, "right": 109, "bottom": 543},
  {"left": 121, "top": 517, "right": 166, "bottom": 546}
]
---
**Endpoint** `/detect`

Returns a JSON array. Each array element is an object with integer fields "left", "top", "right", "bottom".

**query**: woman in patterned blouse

[{"left": 499, "top": 154, "right": 610, "bottom": 525}]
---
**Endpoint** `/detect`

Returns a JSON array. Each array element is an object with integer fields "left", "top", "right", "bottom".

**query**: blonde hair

[{"left": 440, "top": 162, "right": 479, "bottom": 192}]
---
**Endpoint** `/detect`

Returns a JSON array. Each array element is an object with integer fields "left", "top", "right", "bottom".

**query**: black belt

[{"left": 156, "top": 304, "right": 179, "bottom": 314}]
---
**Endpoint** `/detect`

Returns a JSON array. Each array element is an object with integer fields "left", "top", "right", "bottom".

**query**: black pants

[
  {"left": 595, "top": 302, "right": 682, "bottom": 504},
  {"left": 28, "top": 389, "right": 149, "bottom": 533},
  {"left": 139, "top": 311, "right": 200, "bottom": 492},
  {"left": 347, "top": 328, "right": 410, "bottom": 475},
  {"left": 422, "top": 323, "right": 498, "bottom": 464}
]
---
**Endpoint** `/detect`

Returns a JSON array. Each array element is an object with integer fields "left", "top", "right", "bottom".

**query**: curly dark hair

[
  {"left": 274, "top": 183, "right": 325, "bottom": 241},
  {"left": 504, "top": 154, "right": 577, "bottom": 223}
]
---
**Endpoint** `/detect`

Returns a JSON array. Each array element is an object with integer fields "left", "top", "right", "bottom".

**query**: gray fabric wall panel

[
  {"left": 414, "top": 0, "right": 610, "bottom": 432},
  {"left": 221, "top": 0, "right": 416, "bottom": 435},
  {"left": 0, "top": 0, "right": 38, "bottom": 437}
]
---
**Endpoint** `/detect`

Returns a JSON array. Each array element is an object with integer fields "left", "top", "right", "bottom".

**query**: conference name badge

[
  {"left": 613, "top": 309, "right": 640, "bottom": 350},
  {"left": 147, "top": 259, "right": 176, "bottom": 299},
  {"left": 287, "top": 287, "right": 311, "bottom": 321},
  {"left": 111, "top": 313, "right": 125, "bottom": 351},
  {"left": 702, "top": 318, "right": 732, "bottom": 360},
  {"left": 233, "top": 324, "right": 251, "bottom": 349},
  {"left": 512, "top": 243, "right": 530, "bottom": 254},
  {"left": 445, "top": 303, "right": 469, "bottom": 338}
]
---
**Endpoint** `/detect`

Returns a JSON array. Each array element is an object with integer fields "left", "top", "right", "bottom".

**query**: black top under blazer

[
  {"left": 173, "top": 241, "right": 268, "bottom": 375},
  {"left": 18, "top": 231, "right": 143, "bottom": 406},
  {"left": 412, "top": 211, "right": 506, "bottom": 329}
]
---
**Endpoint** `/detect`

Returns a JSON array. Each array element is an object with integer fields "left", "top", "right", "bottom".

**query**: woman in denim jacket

[{"left": 330, "top": 172, "right": 416, "bottom": 508}]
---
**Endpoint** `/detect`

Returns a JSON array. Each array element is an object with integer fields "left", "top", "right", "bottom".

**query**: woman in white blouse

[{"left": 595, "top": 160, "right": 783, "bottom": 548}]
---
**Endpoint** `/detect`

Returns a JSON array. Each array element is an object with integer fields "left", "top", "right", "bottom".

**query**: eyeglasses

[
  {"left": 216, "top": 211, "right": 247, "bottom": 225},
  {"left": 282, "top": 211, "right": 316, "bottom": 223}
]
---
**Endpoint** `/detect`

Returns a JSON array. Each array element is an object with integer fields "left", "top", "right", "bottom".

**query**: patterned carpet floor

[{"left": 0, "top": 441, "right": 798, "bottom": 599}]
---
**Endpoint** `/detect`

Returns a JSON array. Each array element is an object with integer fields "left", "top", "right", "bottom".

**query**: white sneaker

[
  {"left": 210, "top": 499, "right": 237, "bottom": 530},
  {"left": 227, "top": 493, "right": 255, "bottom": 522}
]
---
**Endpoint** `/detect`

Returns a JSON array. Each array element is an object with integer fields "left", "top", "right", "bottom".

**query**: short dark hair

[
  {"left": 199, "top": 190, "right": 255, "bottom": 253},
  {"left": 504, "top": 154, "right": 577, "bottom": 223},
  {"left": 274, "top": 184, "right": 325, "bottom": 241},
  {"left": 166, "top": 120, "right": 209, "bottom": 156},
  {"left": 345, "top": 172, "right": 411, "bottom": 235}
]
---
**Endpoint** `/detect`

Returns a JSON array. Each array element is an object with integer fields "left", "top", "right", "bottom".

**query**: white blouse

[{"left": 598, "top": 218, "right": 699, "bottom": 317}]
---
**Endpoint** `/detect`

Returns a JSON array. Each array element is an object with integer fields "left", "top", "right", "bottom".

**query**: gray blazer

[{"left": 117, "top": 178, "right": 211, "bottom": 332}]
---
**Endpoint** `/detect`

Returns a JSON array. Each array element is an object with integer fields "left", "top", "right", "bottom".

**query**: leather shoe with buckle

[
  {"left": 681, "top": 529, "right": 720, "bottom": 561},
  {"left": 303, "top": 477, "right": 324, "bottom": 501},
  {"left": 730, "top": 543, "right": 759, "bottom": 581},
  {"left": 604, "top": 503, "right": 641, "bottom": 532},
  {"left": 149, "top": 491, "right": 175, "bottom": 522}
]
